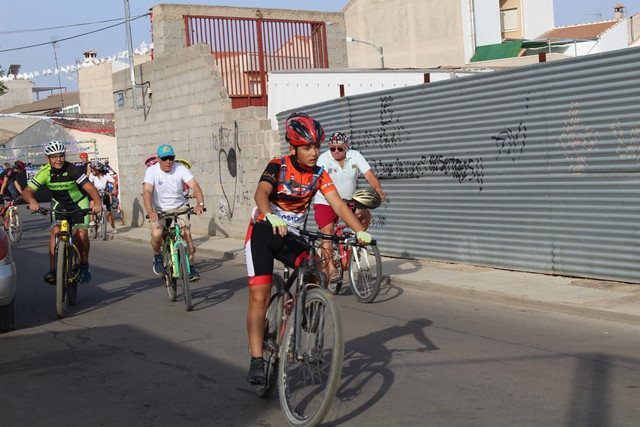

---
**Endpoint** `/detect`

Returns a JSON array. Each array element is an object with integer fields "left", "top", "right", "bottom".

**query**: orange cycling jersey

[{"left": 254, "top": 155, "right": 335, "bottom": 227}]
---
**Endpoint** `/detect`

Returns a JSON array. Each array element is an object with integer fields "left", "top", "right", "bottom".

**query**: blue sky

[{"left": 1, "top": 1, "right": 636, "bottom": 91}]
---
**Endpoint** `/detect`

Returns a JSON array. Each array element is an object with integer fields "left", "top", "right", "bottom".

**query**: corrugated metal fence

[{"left": 277, "top": 47, "right": 640, "bottom": 283}]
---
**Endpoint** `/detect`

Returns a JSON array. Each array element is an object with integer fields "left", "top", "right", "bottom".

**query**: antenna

[{"left": 587, "top": 10, "right": 603, "bottom": 21}]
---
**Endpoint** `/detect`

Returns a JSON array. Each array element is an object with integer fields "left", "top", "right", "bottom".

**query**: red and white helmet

[{"left": 285, "top": 112, "right": 325, "bottom": 146}]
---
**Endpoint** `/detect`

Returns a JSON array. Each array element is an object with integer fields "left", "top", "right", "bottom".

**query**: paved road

[{"left": 2, "top": 209, "right": 640, "bottom": 426}]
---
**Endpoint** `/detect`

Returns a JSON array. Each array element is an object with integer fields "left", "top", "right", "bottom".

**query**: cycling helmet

[
  {"left": 175, "top": 158, "right": 191, "bottom": 169},
  {"left": 13, "top": 160, "right": 25, "bottom": 171},
  {"left": 144, "top": 154, "right": 158, "bottom": 167},
  {"left": 44, "top": 140, "right": 66, "bottom": 155},
  {"left": 329, "top": 132, "right": 349, "bottom": 144},
  {"left": 285, "top": 112, "right": 325, "bottom": 146},
  {"left": 351, "top": 188, "right": 382, "bottom": 209}
]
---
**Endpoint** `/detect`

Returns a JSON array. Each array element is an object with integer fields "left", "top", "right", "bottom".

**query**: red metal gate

[{"left": 185, "top": 15, "right": 329, "bottom": 109}]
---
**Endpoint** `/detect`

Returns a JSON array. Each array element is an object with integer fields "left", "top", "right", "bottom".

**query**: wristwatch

[{"left": 198, "top": 202, "right": 205, "bottom": 206}]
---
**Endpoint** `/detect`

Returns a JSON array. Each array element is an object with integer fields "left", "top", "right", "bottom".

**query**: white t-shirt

[
  {"left": 143, "top": 163, "right": 194, "bottom": 210},
  {"left": 89, "top": 173, "right": 115, "bottom": 192},
  {"left": 312, "top": 149, "right": 371, "bottom": 206}
]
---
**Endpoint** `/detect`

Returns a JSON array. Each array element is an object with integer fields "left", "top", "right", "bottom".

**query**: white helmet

[{"left": 44, "top": 140, "right": 66, "bottom": 155}]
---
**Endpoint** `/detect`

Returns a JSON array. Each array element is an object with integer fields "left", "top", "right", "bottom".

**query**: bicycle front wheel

[
  {"left": 279, "top": 288, "right": 344, "bottom": 426},
  {"left": 348, "top": 244, "right": 382, "bottom": 303},
  {"left": 176, "top": 243, "right": 192, "bottom": 311},
  {"left": 162, "top": 247, "right": 177, "bottom": 302},
  {"left": 255, "top": 274, "right": 285, "bottom": 398},
  {"left": 327, "top": 241, "right": 343, "bottom": 295},
  {"left": 7, "top": 207, "right": 22, "bottom": 243},
  {"left": 100, "top": 210, "right": 108, "bottom": 240},
  {"left": 55, "top": 244, "right": 68, "bottom": 318},
  {"left": 67, "top": 245, "right": 81, "bottom": 306}
]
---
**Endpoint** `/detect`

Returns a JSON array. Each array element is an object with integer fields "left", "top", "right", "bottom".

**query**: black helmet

[{"left": 351, "top": 188, "right": 382, "bottom": 209}]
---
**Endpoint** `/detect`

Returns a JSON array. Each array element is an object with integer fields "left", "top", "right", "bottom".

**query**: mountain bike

[
  {"left": 35, "top": 207, "right": 91, "bottom": 318},
  {"left": 255, "top": 227, "right": 354, "bottom": 426},
  {"left": 147, "top": 206, "right": 204, "bottom": 311},
  {"left": 326, "top": 214, "right": 382, "bottom": 304},
  {"left": 0, "top": 196, "right": 22, "bottom": 243},
  {"left": 89, "top": 190, "right": 108, "bottom": 240}
]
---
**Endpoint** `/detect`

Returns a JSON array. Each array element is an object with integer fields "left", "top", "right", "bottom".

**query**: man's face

[
  {"left": 80, "top": 156, "right": 88, "bottom": 164},
  {"left": 290, "top": 144, "right": 320, "bottom": 168},
  {"left": 158, "top": 155, "right": 175, "bottom": 172},
  {"left": 329, "top": 143, "right": 347, "bottom": 161},
  {"left": 48, "top": 153, "right": 66, "bottom": 169}
]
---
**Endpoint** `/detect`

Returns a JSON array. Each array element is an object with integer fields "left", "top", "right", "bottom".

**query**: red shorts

[{"left": 314, "top": 204, "right": 338, "bottom": 229}]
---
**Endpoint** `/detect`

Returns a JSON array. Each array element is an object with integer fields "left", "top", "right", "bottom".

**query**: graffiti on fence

[
  {"left": 493, "top": 121, "right": 527, "bottom": 162},
  {"left": 428, "top": 155, "right": 484, "bottom": 191},
  {"left": 352, "top": 95, "right": 410, "bottom": 150},
  {"left": 612, "top": 119, "right": 640, "bottom": 165},
  {"left": 559, "top": 102, "right": 599, "bottom": 175}
]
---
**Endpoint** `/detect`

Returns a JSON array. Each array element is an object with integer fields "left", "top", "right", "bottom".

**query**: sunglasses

[
  {"left": 329, "top": 147, "right": 345, "bottom": 152},
  {"left": 159, "top": 156, "right": 175, "bottom": 162},
  {"left": 49, "top": 154, "right": 65, "bottom": 160}
]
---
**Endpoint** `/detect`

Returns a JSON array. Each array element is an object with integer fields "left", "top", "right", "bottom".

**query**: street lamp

[{"left": 346, "top": 36, "right": 384, "bottom": 69}]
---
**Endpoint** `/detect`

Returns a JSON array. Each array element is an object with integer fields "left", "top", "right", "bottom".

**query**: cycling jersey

[{"left": 28, "top": 162, "right": 90, "bottom": 205}]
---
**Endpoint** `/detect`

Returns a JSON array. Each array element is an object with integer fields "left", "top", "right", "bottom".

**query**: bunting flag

[
  {"left": 0, "top": 42, "right": 152, "bottom": 82},
  {"left": 0, "top": 140, "right": 98, "bottom": 161}
]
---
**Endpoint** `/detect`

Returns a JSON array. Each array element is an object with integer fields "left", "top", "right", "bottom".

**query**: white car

[{"left": 0, "top": 227, "right": 17, "bottom": 332}]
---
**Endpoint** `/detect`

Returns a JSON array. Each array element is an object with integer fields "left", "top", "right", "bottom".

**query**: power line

[
  {"left": 0, "top": 13, "right": 150, "bottom": 53},
  {"left": 0, "top": 15, "right": 146, "bottom": 35}
]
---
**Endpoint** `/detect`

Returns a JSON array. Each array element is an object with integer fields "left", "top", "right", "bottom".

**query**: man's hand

[
  {"left": 147, "top": 211, "right": 159, "bottom": 223},
  {"left": 193, "top": 204, "right": 205, "bottom": 215},
  {"left": 266, "top": 213, "right": 287, "bottom": 236},
  {"left": 28, "top": 200, "right": 40, "bottom": 212},
  {"left": 356, "top": 230, "right": 372, "bottom": 245}
]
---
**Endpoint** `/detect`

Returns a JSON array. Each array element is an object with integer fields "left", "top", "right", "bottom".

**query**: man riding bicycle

[
  {"left": 0, "top": 160, "right": 26, "bottom": 199},
  {"left": 244, "top": 112, "right": 374, "bottom": 386},
  {"left": 22, "top": 140, "right": 102, "bottom": 284},
  {"left": 143, "top": 144, "right": 205, "bottom": 282},
  {"left": 313, "top": 131, "right": 386, "bottom": 284}
]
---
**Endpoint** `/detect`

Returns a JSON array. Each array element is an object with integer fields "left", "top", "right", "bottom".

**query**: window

[{"left": 501, "top": 8, "right": 519, "bottom": 32}]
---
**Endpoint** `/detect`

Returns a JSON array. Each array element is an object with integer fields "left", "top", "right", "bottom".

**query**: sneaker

[
  {"left": 247, "top": 358, "right": 266, "bottom": 385},
  {"left": 89, "top": 221, "right": 96, "bottom": 227},
  {"left": 153, "top": 254, "right": 164, "bottom": 275},
  {"left": 111, "top": 228, "right": 118, "bottom": 234},
  {"left": 43, "top": 270, "right": 56, "bottom": 284},
  {"left": 79, "top": 263, "right": 91, "bottom": 284},
  {"left": 189, "top": 266, "right": 200, "bottom": 282}
]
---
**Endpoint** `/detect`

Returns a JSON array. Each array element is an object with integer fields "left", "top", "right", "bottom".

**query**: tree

[{"left": 0, "top": 67, "right": 7, "bottom": 96}]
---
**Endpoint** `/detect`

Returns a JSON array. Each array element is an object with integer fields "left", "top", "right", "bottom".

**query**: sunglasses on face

[
  {"left": 159, "top": 156, "right": 175, "bottom": 162},
  {"left": 329, "top": 147, "right": 345, "bottom": 152}
]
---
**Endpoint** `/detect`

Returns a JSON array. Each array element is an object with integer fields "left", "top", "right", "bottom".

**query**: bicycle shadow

[{"left": 326, "top": 318, "right": 438, "bottom": 425}]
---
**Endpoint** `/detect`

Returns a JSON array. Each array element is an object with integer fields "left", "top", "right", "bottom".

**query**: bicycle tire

[
  {"left": 100, "top": 209, "right": 108, "bottom": 240},
  {"left": 7, "top": 207, "right": 22, "bottom": 243},
  {"left": 279, "top": 288, "right": 344, "bottom": 426},
  {"left": 348, "top": 244, "right": 382, "bottom": 303},
  {"left": 162, "top": 246, "right": 176, "bottom": 302},
  {"left": 326, "top": 241, "right": 343, "bottom": 295},
  {"left": 177, "top": 243, "right": 192, "bottom": 311},
  {"left": 255, "top": 274, "right": 285, "bottom": 398},
  {"left": 55, "top": 244, "right": 67, "bottom": 318},
  {"left": 67, "top": 245, "right": 81, "bottom": 306}
]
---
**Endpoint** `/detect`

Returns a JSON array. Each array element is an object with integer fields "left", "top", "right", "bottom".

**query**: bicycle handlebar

[
  {"left": 287, "top": 226, "right": 376, "bottom": 246},
  {"left": 33, "top": 207, "right": 93, "bottom": 220},
  {"left": 145, "top": 206, "right": 207, "bottom": 220}
]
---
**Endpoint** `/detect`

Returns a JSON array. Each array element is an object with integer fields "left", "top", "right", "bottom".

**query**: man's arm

[
  {"left": 21, "top": 186, "right": 39, "bottom": 212},
  {"left": 363, "top": 170, "right": 386, "bottom": 201},
  {"left": 81, "top": 180, "right": 103, "bottom": 213},
  {"left": 142, "top": 182, "right": 157, "bottom": 222},
  {"left": 185, "top": 178, "right": 204, "bottom": 215}
]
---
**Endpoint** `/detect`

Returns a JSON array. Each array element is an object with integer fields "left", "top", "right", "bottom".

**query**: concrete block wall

[
  {"left": 151, "top": 4, "right": 347, "bottom": 68},
  {"left": 113, "top": 43, "right": 279, "bottom": 239}
]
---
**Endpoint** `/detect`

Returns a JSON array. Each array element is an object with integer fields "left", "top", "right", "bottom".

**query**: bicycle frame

[{"left": 160, "top": 213, "right": 190, "bottom": 279}]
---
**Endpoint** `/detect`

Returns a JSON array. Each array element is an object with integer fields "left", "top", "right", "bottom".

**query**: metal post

[{"left": 124, "top": 0, "right": 137, "bottom": 109}]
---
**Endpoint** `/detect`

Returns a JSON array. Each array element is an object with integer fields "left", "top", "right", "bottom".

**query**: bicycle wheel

[
  {"left": 100, "top": 210, "right": 108, "bottom": 240},
  {"left": 255, "top": 274, "right": 285, "bottom": 398},
  {"left": 7, "top": 207, "right": 22, "bottom": 243},
  {"left": 67, "top": 245, "right": 81, "bottom": 306},
  {"left": 162, "top": 247, "right": 177, "bottom": 302},
  {"left": 326, "top": 241, "right": 343, "bottom": 295},
  {"left": 55, "top": 244, "right": 68, "bottom": 318},
  {"left": 279, "top": 288, "right": 344, "bottom": 426},
  {"left": 176, "top": 243, "right": 192, "bottom": 311},
  {"left": 348, "top": 244, "right": 382, "bottom": 303}
]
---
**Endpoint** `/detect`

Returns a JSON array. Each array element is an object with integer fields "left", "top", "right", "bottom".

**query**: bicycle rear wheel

[
  {"left": 348, "top": 244, "right": 382, "bottom": 303},
  {"left": 162, "top": 247, "right": 177, "bottom": 302},
  {"left": 255, "top": 274, "right": 285, "bottom": 398},
  {"left": 177, "top": 243, "right": 192, "bottom": 311},
  {"left": 55, "top": 244, "right": 68, "bottom": 318},
  {"left": 279, "top": 288, "right": 344, "bottom": 426},
  {"left": 327, "top": 241, "right": 343, "bottom": 295},
  {"left": 7, "top": 207, "right": 22, "bottom": 243}
]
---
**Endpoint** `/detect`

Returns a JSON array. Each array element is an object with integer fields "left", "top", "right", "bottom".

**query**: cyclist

[
  {"left": 313, "top": 131, "right": 386, "bottom": 283},
  {"left": 76, "top": 152, "right": 91, "bottom": 176},
  {"left": 22, "top": 140, "right": 102, "bottom": 284},
  {"left": 89, "top": 162, "right": 118, "bottom": 234},
  {"left": 143, "top": 144, "right": 205, "bottom": 282},
  {"left": 244, "top": 112, "right": 373, "bottom": 385},
  {"left": 0, "top": 160, "right": 26, "bottom": 199}
]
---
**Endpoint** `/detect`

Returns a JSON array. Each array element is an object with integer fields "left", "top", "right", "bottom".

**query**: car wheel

[{"left": 0, "top": 296, "right": 16, "bottom": 332}]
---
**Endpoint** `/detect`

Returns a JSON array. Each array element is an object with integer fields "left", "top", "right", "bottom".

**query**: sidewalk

[{"left": 113, "top": 226, "right": 640, "bottom": 325}]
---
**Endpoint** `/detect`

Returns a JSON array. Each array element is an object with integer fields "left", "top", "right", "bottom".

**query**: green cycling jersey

[{"left": 28, "top": 162, "right": 90, "bottom": 205}]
